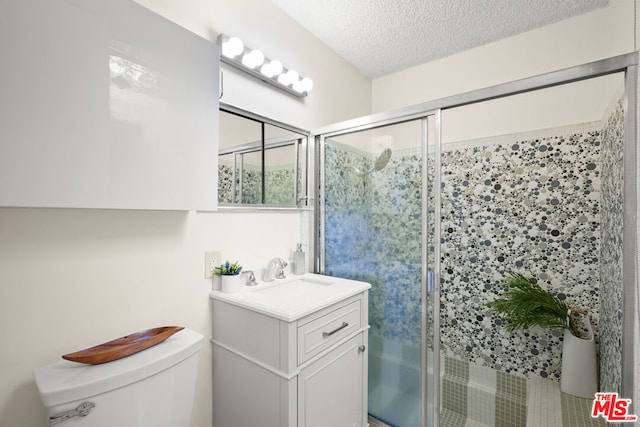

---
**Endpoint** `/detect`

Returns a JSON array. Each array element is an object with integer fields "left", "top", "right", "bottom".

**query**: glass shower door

[{"left": 321, "top": 118, "right": 431, "bottom": 427}]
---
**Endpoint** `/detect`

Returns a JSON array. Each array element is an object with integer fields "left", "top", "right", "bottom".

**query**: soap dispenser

[{"left": 293, "top": 243, "right": 305, "bottom": 275}]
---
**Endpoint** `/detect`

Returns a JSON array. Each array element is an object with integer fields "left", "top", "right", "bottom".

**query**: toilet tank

[{"left": 34, "top": 328, "right": 203, "bottom": 427}]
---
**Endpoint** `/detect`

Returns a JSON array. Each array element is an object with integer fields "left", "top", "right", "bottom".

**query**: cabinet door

[
  {"left": 298, "top": 334, "right": 365, "bottom": 427},
  {"left": 0, "top": 0, "right": 219, "bottom": 210}
]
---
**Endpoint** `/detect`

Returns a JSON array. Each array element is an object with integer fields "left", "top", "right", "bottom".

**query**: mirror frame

[{"left": 218, "top": 102, "right": 310, "bottom": 209}]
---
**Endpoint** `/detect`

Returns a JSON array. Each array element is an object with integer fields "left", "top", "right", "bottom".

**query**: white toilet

[{"left": 34, "top": 328, "right": 203, "bottom": 427}]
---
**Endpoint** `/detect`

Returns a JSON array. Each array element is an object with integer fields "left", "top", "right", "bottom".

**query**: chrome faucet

[
  {"left": 242, "top": 270, "right": 258, "bottom": 286},
  {"left": 263, "top": 258, "right": 288, "bottom": 282}
]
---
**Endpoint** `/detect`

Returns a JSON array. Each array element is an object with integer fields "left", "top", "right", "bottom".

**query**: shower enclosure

[
  {"left": 316, "top": 53, "right": 638, "bottom": 427},
  {"left": 320, "top": 118, "right": 436, "bottom": 426}
]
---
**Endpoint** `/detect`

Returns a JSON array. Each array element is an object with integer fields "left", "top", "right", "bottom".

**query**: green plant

[
  {"left": 213, "top": 260, "right": 242, "bottom": 276},
  {"left": 486, "top": 271, "right": 586, "bottom": 337}
]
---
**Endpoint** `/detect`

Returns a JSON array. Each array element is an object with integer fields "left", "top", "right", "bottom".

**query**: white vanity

[{"left": 210, "top": 273, "right": 371, "bottom": 427}]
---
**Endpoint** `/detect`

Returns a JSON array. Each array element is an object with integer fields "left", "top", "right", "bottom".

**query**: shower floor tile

[{"left": 369, "top": 381, "right": 421, "bottom": 427}]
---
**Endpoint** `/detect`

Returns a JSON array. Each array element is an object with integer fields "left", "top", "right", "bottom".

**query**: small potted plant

[
  {"left": 486, "top": 271, "right": 596, "bottom": 398},
  {"left": 213, "top": 260, "right": 243, "bottom": 293}
]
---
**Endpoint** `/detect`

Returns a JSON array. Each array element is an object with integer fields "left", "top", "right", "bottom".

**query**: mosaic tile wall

[
  {"left": 440, "top": 129, "right": 603, "bottom": 380},
  {"left": 218, "top": 162, "right": 296, "bottom": 205},
  {"left": 218, "top": 163, "right": 234, "bottom": 204},
  {"left": 324, "top": 99, "right": 624, "bottom": 383},
  {"left": 598, "top": 98, "right": 624, "bottom": 393},
  {"left": 324, "top": 143, "right": 423, "bottom": 346},
  {"left": 265, "top": 167, "right": 296, "bottom": 205}
]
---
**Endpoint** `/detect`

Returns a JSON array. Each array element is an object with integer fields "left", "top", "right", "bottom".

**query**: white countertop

[{"left": 210, "top": 273, "right": 371, "bottom": 322}]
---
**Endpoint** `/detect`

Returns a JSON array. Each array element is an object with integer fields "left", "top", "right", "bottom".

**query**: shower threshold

[{"left": 368, "top": 415, "right": 394, "bottom": 427}]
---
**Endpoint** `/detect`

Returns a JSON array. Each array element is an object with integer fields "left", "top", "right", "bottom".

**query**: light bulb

[
  {"left": 250, "top": 49, "right": 264, "bottom": 67},
  {"left": 300, "top": 77, "right": 313, "bottom": 92},
  {"left": 241, "top": 53, "right": 254, "bottom": 68},
  {"left": 285, "top": 69, "right": 299, "bottom": 84},
  {"left": 260, "top": 63, "right": 275, "bottom": 78},
  {"left": 269, "top": 60, "right": 283, "bottom": 75},
  {"left": 292, "top": 80, "right": 305, "bottom": 93},
  {"left": 222, "top": 37, "right": 244, "bottom": 58},
  {"left": 277, "top": 73, "right": 291, "bottom": 86}
]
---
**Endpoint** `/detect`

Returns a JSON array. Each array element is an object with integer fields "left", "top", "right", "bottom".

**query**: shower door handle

[{"left": 427, "top": 271, "right": 439, "bottom": 292}]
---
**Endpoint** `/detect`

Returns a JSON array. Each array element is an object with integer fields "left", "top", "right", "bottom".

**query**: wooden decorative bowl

[{"left": 62, "top": 326, "right": 185, "bottom": 365}]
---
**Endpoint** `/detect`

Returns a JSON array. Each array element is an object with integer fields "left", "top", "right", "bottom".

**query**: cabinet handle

[
  {"left": 322, "top": 322, "right": 349, "bottom": 338},
  {"left": 358, "top": 345, "right": 366, "bottom": 353}
]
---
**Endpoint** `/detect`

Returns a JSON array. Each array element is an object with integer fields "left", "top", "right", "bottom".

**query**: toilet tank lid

[{"left": 34, "top": 327, "right": 204, "bottom": 407}]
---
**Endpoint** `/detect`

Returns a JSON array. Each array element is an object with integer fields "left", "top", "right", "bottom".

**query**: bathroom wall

[
  {"left": 218, "top": 162, "right": 297, "bottom": 205},
  {"left": 372, "top": 0, "right": 634, "bottom": 117},
  {"left": 324, "top": 139, "right": 423, "bottom": 347},
  {"left": 599, "top": 98, "right": 625, "bottom": 393},
  {"left": 324, "top": 93, "right": 624, "bottom": 382},
  {"left": 0, "top": 1, "right": 371, "bottom": 427},
  {"left": 0, "top": 208, "right": 302, "bottom": 427},
  {"left": 134, "top": 0, "right": 372, "bottom": 130},
  {"left": 440, "top": 123, "right": 604, "bottom": 380}
]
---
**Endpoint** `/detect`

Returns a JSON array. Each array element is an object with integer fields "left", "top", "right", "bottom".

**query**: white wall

[
  {"left": 373, "top": 0, "right": 634, "bottom": 114},
  {"left": 134, "top": 0, "right": 372, "bottom": 130},
  {"left": 372, "top": 0, "right": 634, "bottom": 144},
  {"left": 0, "top": 1, "right": 371, "bottom": 427},
  {"left": 0, "top": 209, "right": 302, "bottom": 427}
]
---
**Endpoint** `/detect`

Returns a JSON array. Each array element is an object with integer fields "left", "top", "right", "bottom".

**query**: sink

[
  {"left": 210, "top": 273, "right": 371, "bottom": 321},
  {"left": 250, "top": 276, "right": 335, "bottom": 300}
]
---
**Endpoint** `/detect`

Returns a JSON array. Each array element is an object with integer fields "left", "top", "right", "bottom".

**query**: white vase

[
  {"left": 212, "top": 275, "right": 221, "bottom": 291},
  {"left": 560, "top": 314, "right": 597, "bottom": 398},
  {"left": 220, "top": 274, "right": 243, "bottom": 293}
]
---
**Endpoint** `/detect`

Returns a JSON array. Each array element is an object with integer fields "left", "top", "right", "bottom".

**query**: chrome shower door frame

[
  {"left": 316, "top": 111, "right": 439, "bottom": 427},
  {"left": 313, "top": 51, "right": 639, "bottom": 426}
]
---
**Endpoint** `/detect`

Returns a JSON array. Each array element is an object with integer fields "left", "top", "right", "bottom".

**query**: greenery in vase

[
  {"left": 213, "top": 260, "right": 242, "bottom": 276},
  {"left": 486, "top": 271, "right": 586, "bottom": 337}
]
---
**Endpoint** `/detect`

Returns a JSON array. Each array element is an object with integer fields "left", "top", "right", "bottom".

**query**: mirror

[{"left": 218, "top": 105, "right": 308, "bottom": 207}]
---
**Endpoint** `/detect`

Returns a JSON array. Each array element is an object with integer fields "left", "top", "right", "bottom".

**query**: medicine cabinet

[
  {"left": 0, "top": 0, "right": 219, "bottom": 210},
  {"left": 218, "top": 104, "right": 309, "bottom": 208}
]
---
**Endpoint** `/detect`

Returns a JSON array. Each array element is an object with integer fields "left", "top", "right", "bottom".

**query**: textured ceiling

[{"left": 271, "top": 0, "right": 608, "bottom": 78}]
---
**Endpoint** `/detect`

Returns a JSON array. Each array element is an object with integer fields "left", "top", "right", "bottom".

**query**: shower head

[
  {"left": 350, "top": 148, "right": 392, "bottom": 175},
  {"left": 372, "top": 148, "right": 392, "bottom": 171}
]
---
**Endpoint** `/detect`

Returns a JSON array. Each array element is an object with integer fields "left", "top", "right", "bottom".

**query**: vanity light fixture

[{"left": 217, "top": 34, "right": 313, "bottom": 98}]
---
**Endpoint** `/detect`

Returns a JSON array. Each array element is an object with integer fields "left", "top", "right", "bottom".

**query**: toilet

[{"left": 34, "top": 328, "right": 203, "bottom": 427}]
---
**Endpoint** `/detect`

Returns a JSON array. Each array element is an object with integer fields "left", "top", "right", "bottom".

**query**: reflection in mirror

[
  {"left": 218, "top": 106, "right": 308, "bottom": 207},
  {"left": 264, "top": 123, "right": 303, "bottom": 205},
  {"left": 218, "top": 110, "right": 262, "bottom": 205},
  {"left": 218, "top": 152, "right": 235, "bottom": 204},
  {"left": 240, "top": 150, "right": 262, "bottom": 204}
]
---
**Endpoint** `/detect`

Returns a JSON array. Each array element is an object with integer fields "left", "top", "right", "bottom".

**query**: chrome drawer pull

[{"left": 323, "top": 322, "right": 349, "bottom": 338}]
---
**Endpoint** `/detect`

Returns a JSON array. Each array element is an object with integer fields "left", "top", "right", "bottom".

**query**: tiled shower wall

[
  {"left": 324, "top": 95, "right": 624, "bottom": 386},
  {"left": 324, "top": 144, "right": 423, "bottom": 345},
  {"left": 218, "top": 162, "right": 296, "bottom": 205},
  {"left": 598, "top": 98, "right": 624, "bottom": 393},
  {"left": 440, "top": 127, "right": 603, "bottom": 380}
]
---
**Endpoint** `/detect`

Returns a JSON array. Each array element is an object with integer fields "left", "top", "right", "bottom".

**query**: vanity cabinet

[
  {"left": 298, "top": 333, "right": 365, "bottom": 426},
  {"left": 211, "top": 285, "right": 369, "bottom": 427}
]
